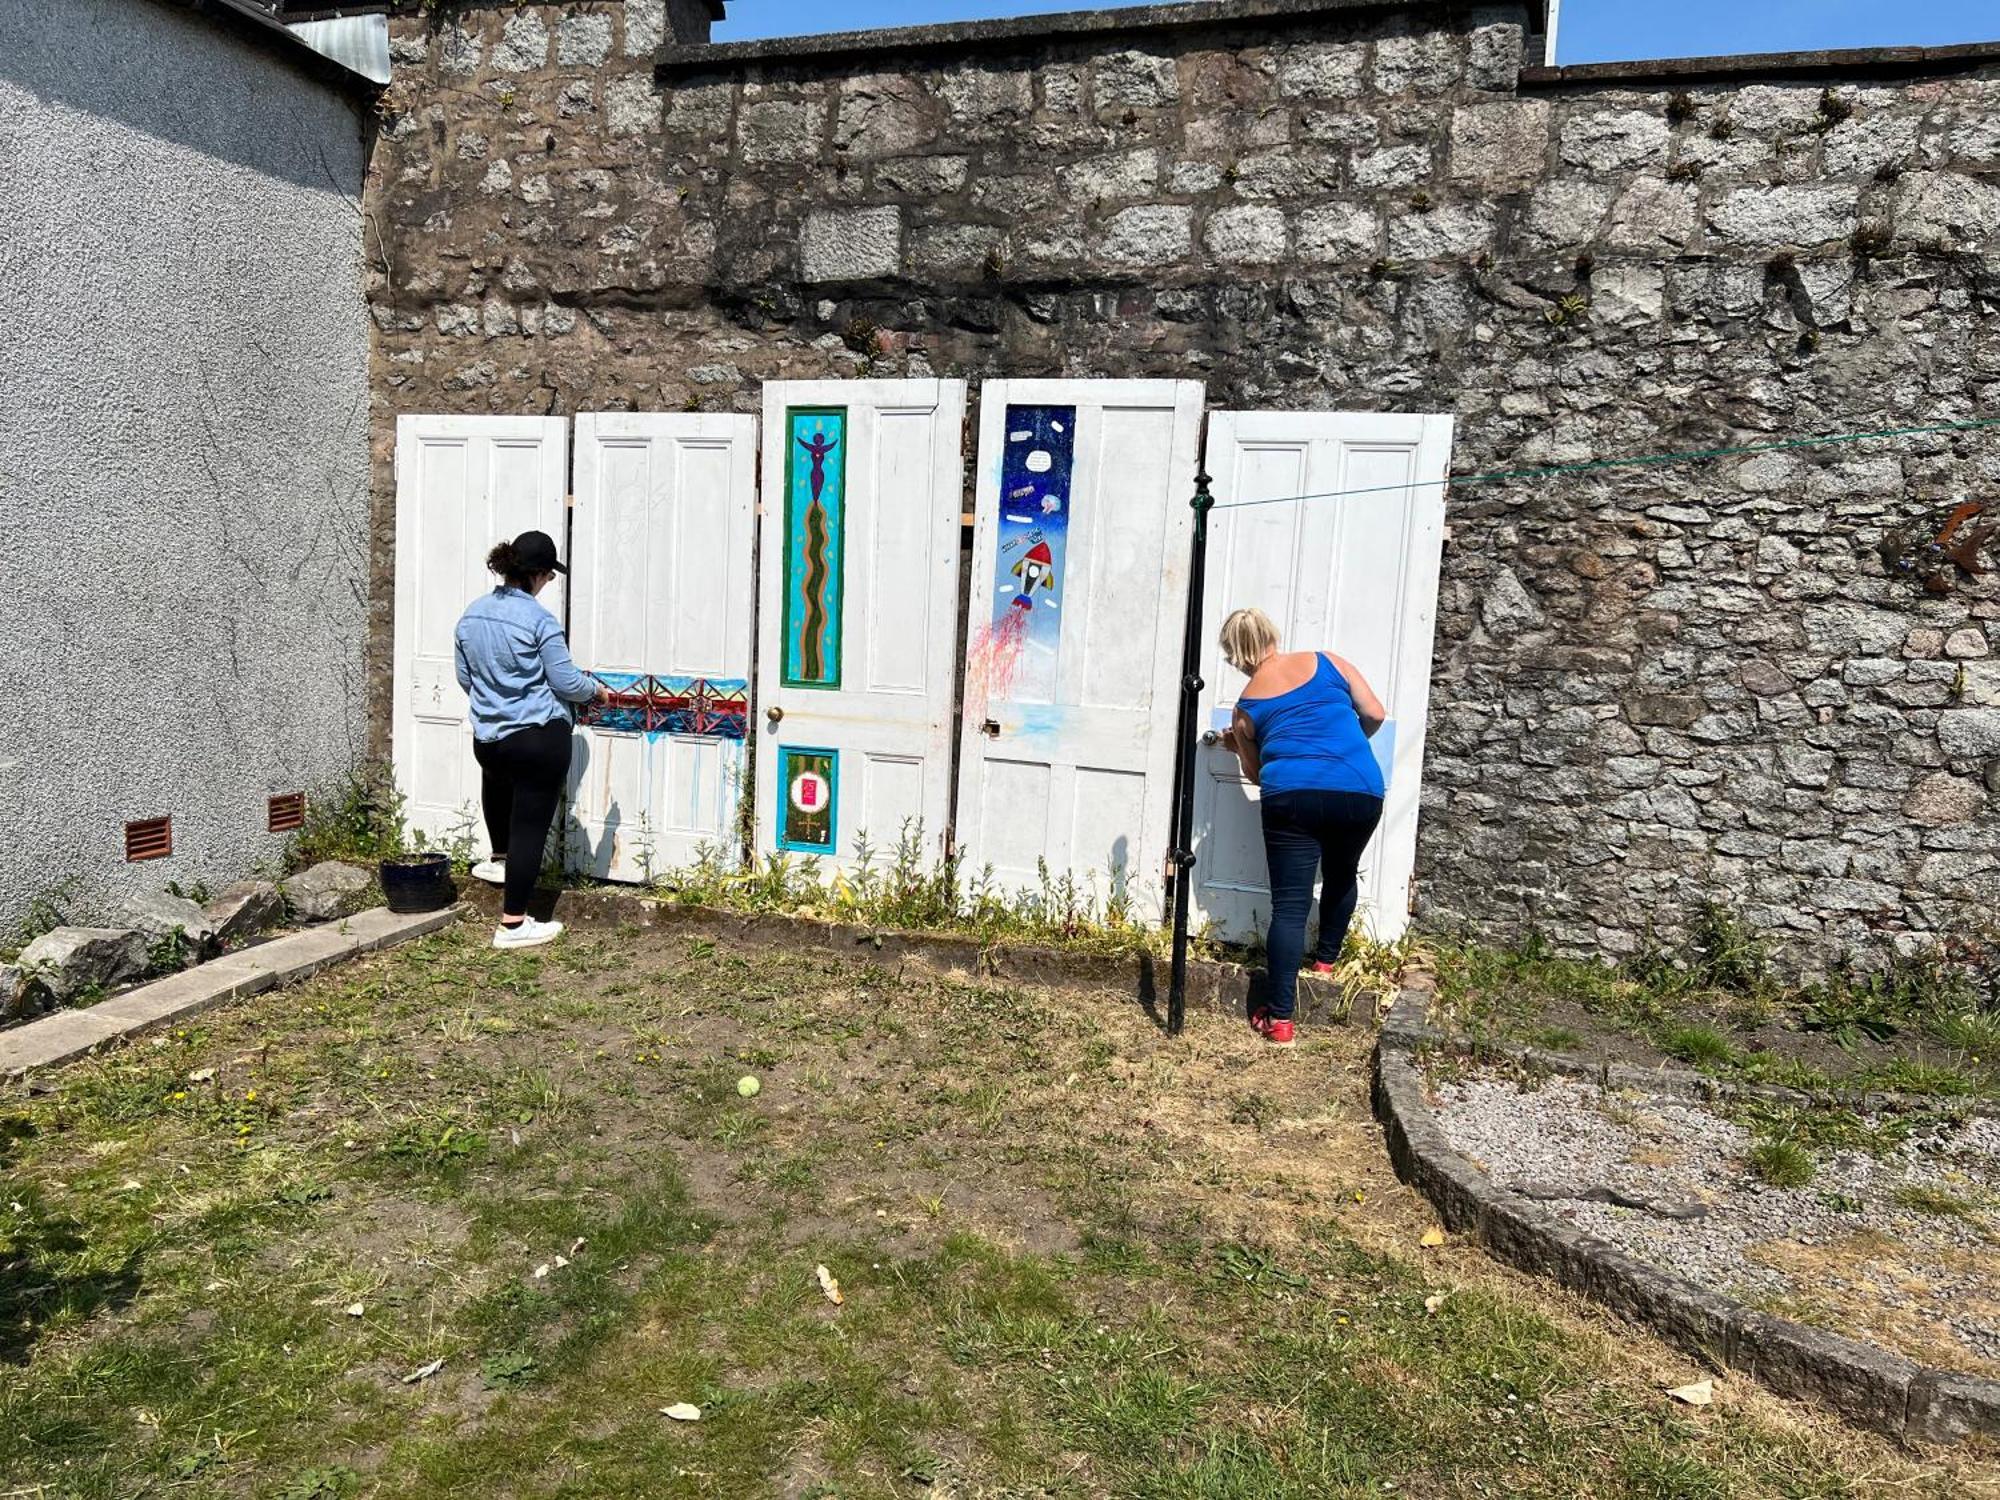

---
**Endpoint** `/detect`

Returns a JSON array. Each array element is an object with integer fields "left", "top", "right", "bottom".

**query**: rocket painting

[{"left": 986, "top": 404, "right": 1077, "bottom": 703}]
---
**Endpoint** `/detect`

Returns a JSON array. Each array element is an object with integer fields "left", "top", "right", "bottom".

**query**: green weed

[{"left": 1746, "top": 1139, "right": 1815, "bottom": 1188}]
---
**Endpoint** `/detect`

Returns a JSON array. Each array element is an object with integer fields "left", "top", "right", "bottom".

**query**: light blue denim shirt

[{"left": 453, "top": 587, "right": 596, "bottom": 742}]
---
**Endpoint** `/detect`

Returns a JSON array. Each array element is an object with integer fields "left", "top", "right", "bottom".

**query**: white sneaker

[
  {"left": 493, "top": 917, "right": 563, "bottom": 949},
  {"left": 470, "top": 859, "right": 507, "bottom": 886}
]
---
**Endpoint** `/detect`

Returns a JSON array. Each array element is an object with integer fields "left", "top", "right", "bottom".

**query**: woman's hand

[{"left": 593, "top": 683, "right": 613, "bottom": 704}]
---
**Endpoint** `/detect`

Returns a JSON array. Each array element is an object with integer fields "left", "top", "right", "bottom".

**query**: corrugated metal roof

[{"left": 285, "top": 12, "right": 391, "bottom": 84}]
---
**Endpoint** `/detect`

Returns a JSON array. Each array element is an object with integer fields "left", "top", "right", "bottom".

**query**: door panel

[
  {"left": 392, "top": 415, "right": 567, "bottom": 854},
  {"left": 754, "top": 380, "right": 967, "bottom": 873},
  {"left": 954, "top": 379, "right": 1206, "bottom": 919},
  {"left": 1192, "top": 411, "right": 1454, "bottom": 944},
  {"left": 566, "top": 413, "right": 756, "bottom": 881}
]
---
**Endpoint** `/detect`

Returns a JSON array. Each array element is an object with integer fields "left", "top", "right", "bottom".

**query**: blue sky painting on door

[
  {"left": 972, "top": 405, "right": 1076, "bottom": 710},
  {"left": 782, "top": 407, "right": 846, "bottom": 689}
]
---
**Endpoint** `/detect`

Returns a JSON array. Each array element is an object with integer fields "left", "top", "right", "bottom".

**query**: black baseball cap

[{"left": 513, "top": 530, "right": 567, "bottom": 575}]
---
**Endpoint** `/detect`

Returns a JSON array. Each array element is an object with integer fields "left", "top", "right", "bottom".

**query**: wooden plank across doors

[
  {"left": 753, "top": 379, "right": 967, "bottom": 875},
  {"left": 1190, "top": 410, "right": 1455, "bottom": 944},
  {"left": 391, "top": 415, "right": 567, "bottom": 855},
  {"left": 953, "top": 379, "right": 1206, "bottom": 921},
  {"left": 565, "top": 413, "right": 757, "bottom": 882}
]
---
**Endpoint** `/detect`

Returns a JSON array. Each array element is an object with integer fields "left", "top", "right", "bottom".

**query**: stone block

[
  {"left": 1296, "top": 202, "right": 1381, "bottom": 262},
  {"left": 624, "top": 0, "right": 666, "bottom": 57},
  {"left": 1894, "top": 171, "right": 2000, "bottom": 249},
  {"left": 116, "top": 892, "right": 218, "bottom": 958},
  {"left": 0, "top": 964, "right": 23, "bottom": 1021},
  {"left": 282, "top": 862, "right": 375, "bottom": 924},
  {"left": 1094, "top": 50, "right": 1179, "bottom": 108},
  {"left": 1904, "top": 773, "right": 1987, "bottom": 826},
  {"left": 665, "top": 80, "right": 734, "bottom": 135},
  {"left": 18, "top": 928, "right": 149, "bottom": 1005},
  {"left": 1559, "top": 110, "right": 1669, "bottom": 172},
  {"left": 1204, "top": 205, "right": 1287, "bottom": 264},
  {"left": 835, "top": 75, "right": 935, "bottom": 159},
  {"left": 1064, "top": 148, "right": 1161, "bottom": 204},
  {"left": 739, "top": 99, "right": 825, "bottom": 164},
  {"left": 1100, "top": 205, "right": 1194, "bottom": 266},
  {"left": 1448, "top": 101, "right": 1550, "bottom": 190},
  {"left": 1604, "top": 176, "right": 1697, "bottom": 251},
  {"left": 204, "top": 881, "right": 284, "bottom": 946},
  {"left": 1232, "top": 148, "right": 1342, "bottom": 200},
  {"left": 1374, "top": 29, "right": 1462, "bottom": 95},
  {"left": 1387, "top": 203, "right": 1495, "bottom": 261},
  {"left": 1945, "top": 627, "right": 1990, "bottom": 659},
  {"left": 491, "top": 11, "right": 550, "bottom": 73},
  {"left": 1938, "top": 708, "right": 2000, "bottom": 759},
  {"left": 875, "top": 155, "right": 969, "bottom": 197},
  {"left": 936, "top": 64, "right": 1033, "bottom": 125},
  {"left": 1466, "top": 16, "right": 1524, "bottom": 92},
  {"left": 1709, "top": 185, "right": 1858, "bottom": 248},
  {"left": 800, "top": 205, "right": 901, "bottom": 281},
  {"left": 556, "top": 12, "right": 613, "bottom": 67},
  {"left": 909, "top": 222, "right": 1002, "bottom": 276},
  {"left": 1273, "top": 40, "right": 1367, "bottom": 100},
  {"left": 1521, "top": 180, "right": 1613, "bottom": 250},
  {"left": 1353, "top": 144, "right": 1433, "bottom": 190},
  {"left": 1590, "top": 264, "right": 1665, "bottom": 327},
  {"left": 606, "top": 75, "right": 659, "bottom": 137}
]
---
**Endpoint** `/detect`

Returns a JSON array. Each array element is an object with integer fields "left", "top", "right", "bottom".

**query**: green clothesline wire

[{"left": 1207, "top": 415, "right": 2000, "bottom": 512}]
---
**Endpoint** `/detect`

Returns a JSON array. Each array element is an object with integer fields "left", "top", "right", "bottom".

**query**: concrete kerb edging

[
  {"left": 1, "top": 905, "right": 467, "bottom": 1085},
  {"left": 463, "top": 881, "right": 1379, "bottom": 1028},
  {"left": 1374, "top": 989, "right": 2000, "bottom": 1448}
]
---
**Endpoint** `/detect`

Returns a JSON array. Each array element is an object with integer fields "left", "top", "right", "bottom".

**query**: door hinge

[{"left": 564, "top": 492, "right": 577, "bottom": 508}]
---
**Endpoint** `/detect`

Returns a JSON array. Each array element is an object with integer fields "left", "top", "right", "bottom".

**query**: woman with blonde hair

[{"left": 1218, "top": 607, "right": 1387, "bottom": 1047}]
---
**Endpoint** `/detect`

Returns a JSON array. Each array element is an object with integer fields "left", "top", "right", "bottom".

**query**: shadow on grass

[{"left": 0, "top": 1116, "right": 142, "bottom": 1365}]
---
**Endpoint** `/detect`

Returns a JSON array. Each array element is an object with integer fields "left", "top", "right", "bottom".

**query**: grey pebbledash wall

[
  {"left": 364, "top": 0, "right": 2000, "bottom": 965},
  {"left": 0, "top": 0, "right": 374, "bottom": 931}
]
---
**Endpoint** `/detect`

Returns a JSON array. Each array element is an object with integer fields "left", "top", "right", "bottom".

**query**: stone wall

[
  {"left": 364, "top": 0, "right": 2000, "bottom": 963},
  {"left": 0, "top": 0, "right": 373, "bottom": 932}
]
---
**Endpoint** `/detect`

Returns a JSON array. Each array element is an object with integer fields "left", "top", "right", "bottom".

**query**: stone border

[
  {"left": 462, "top": 881, "right": 1377, "bottom": 1028},
  {"left": 1374, "top": 989, "right": 2000, "bottom": 1448},
  {"left": 1, "top": 905, "right": 464, "bottom": 1084}
]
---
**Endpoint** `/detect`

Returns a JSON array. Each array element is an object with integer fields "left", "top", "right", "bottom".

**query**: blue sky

[{"left": 716, "top": 0, "right": 2000, "bottom": 59}]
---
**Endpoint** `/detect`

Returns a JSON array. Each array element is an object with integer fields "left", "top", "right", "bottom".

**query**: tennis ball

[{"left": 736, "top": 1075, "right": 761, "bottom": 1098}]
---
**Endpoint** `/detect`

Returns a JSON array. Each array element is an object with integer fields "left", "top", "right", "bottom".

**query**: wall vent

[
  {"left": 268, "top": 792, "right": 308, "bottom": 833},
  {"left": 125, "top": 817, "right": 173, "bottom": 863}
]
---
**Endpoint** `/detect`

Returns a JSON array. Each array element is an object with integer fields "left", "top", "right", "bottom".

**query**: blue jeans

[{"left": 1260, "top": 789, "right": 1384, "bottom": 1021}]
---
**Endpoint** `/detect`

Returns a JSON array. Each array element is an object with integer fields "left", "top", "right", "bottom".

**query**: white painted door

[
  {"left": 1191, "top": 411, "right": 1455, "bottom": 945},
  {"left": 566, "top": 413, "right": 756, "bottom": 882},
  {"left": 954, "top": 379, "right": 1206, "bottom": 920},
  {"left": 754, "top": 380, "right": 967, "bottom": 874},
  {"left": 392, "top": 415, "right": 568, "bottom": 854}
]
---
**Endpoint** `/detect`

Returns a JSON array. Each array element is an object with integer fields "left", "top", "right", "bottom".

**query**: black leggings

[{"left": 471, "top": 720, "right": 572, "bottom": 916}]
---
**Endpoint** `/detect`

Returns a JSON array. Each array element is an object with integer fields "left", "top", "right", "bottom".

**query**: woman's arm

[
  {"left": 1224, "top": 705, "right": 1262, "bottom": 785},
  {"left": 536, "top": 618, "right": 603, "bottom": 705},
  {"left": 1327, "top": 653, "right": 1387, "bottom": 737}
]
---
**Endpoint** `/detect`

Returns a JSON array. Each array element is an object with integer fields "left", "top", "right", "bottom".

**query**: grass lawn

[{"left": 2, "top": 920, "right": 1991, "bottom": 1498}]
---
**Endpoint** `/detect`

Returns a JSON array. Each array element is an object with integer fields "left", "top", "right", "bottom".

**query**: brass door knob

[{"left": 766, "top": 705, "right": 783, "bottom": 724}]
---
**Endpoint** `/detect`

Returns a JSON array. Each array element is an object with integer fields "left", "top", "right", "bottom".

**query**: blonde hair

[{"left": 1219, "top": 608, "right": 1280, "bottom": 675}]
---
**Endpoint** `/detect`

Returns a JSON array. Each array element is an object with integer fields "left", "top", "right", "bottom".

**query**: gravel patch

[{"left": 1429, "top": 1069, "right": 2000, "bottom": 1373}]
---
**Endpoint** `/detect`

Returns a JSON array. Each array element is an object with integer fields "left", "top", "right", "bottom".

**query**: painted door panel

[
  {"left": 392, "top": 415, "right": 567, "bottom": 854},
  {"left": 566, "top": 413, "right": 756, "bottom": 881},
  {"left": 1192, "top": 410, "right": 1454, "bottom": 944},
  {"left": 954, "top": 379, "right": 1206, "bottom": 919},
  {"left": 754, "top": 380, "right": 967, "bottom": 873}
]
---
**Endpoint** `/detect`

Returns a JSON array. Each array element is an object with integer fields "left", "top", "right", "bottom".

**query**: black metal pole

[{"left": 1165, "top": 470, "right": 1215, "bottom": 1037}]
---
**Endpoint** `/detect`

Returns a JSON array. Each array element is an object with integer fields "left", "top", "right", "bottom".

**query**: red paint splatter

[{"left": 964, "top": 608, "right": 1028, "bottom": 726}]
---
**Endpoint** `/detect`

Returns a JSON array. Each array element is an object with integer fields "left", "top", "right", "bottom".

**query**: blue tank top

[{"left": 1237, "top": 654, "right": 1386, "bottom": 799}]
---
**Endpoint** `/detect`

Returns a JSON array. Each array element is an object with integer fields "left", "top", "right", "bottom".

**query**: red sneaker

[
  {"left": 1310, "top": 960, "right": 1337, "bottom": 974},
  {"left": 1249, "top": 1009, "right": 1296, "bottom": 1047}
]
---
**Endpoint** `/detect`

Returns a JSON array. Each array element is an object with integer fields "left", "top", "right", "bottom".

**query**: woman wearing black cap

[{"left": 453, "top": 530, "right": 604, "bottom": 948}]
